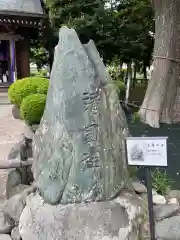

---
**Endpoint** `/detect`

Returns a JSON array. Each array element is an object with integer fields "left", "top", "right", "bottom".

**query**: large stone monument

[
  {"left": 19, "top": 26, "right": 145, "bottom": 240},
  {"left": 32, "top": 26, "right": 130, "bottom": 205}
]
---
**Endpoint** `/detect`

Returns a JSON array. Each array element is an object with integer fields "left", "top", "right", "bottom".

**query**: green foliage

[
  {"left": 107, "top": 64, "right": 125, "bottom": 93},
  {"left": 8, "top": 80, "right": 27, "bottom": 108},
  {"left": 20, "top": 94, "right": 46, "bottom": 125},
  {"left": 107, "top": 65, "right": 124, "bottom": 81},
  {"left": 132, "top": 112, "right": 140, "bottom": 122},
  {"left": 36, "top": 78, "right": 49, "bottom": 95},
  {"left": 45, "top": 0, "right": 105, "bottom": 29},
  {"left": 30, "top": 46, "right": 48, "bottom": 70},
  {"left": 30, "top": 69, "right": 49, "bottom": 78},
  {"left": 44, "top": 0, "right": 154, "bottom": 65},
  {"left": 113, "top": 80, "right": 125, "bottom": 93},
  {"left": 8, "top": 77, "right": 49, "bottom": 108},
  {"left": 152, "top": 168, "right": 174, "bottom": 195}
]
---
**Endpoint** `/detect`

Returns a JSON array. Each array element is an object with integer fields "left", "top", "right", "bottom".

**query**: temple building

[{"left": 0, "top": 0, "right": 44, "bottom": 86}]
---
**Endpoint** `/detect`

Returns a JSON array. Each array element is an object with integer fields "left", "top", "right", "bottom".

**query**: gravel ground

[{"left": 0, "top": 96, "right": 25, "bottom": 201}]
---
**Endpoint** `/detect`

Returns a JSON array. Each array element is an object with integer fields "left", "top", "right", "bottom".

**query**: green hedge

[
  {"left": 8, "top": 77, "right": 49, "bottom": 108},
  {"left": 20, "top": 94, "right": 46, "bottom": 125}
]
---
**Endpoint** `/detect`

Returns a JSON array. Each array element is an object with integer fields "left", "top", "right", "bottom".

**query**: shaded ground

[{"left": 0, "top": 93, "right": 24, "bottom": 201}]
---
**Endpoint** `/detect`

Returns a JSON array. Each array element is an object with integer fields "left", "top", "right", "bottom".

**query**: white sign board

[{"left": 126, "top": 137, "right": 168, "bottom": 167}]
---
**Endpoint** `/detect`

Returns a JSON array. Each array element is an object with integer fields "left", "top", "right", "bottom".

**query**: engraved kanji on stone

[
  {"left": 82, "top": 124, "right": 99, "bottom": 144},
  {"left": 83, "top": 91, "right": 100, "bottom": 111},
  {"left": 81, "top": 146, "right": 100, "bottom": 170}
]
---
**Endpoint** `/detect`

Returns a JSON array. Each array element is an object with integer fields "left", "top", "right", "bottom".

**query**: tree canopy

[{"left": 31, "top": 0, "right": 154, "bottom": 69}]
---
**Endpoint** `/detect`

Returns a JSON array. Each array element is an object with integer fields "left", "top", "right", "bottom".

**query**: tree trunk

[
  {"left": 132, "top": 62, "right": 137, "bottom": 88},
  {"left": 143, "top": 64, "right": 147, "bottom": 81},
  {"left": 125, "top": 62, "right": 132, "bottom": 105},
  {"left": 139, "top": 0, "right": 178, "bottom": 128},
  {"left": 124, "top": 66, "right": 128, "bottom": 84},
  {"left": 171, "top": 4, "right": 180, "bottom": 122}
]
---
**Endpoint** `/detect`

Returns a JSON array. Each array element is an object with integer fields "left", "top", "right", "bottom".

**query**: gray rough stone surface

[
  {"left": 132, "top": 181, "right": 147, "bottom": 194},
  {"left": 8, "top": 184, "right": 30, "bottom": 199},
  {"left": 3, "top": 194, "right": 26, "bottom": 224},
  {"left": 6, "top": 169, "right": 33, "bottom": 199},
  {"left": 167, "top": 190, "right": 180, "bottom": 202},
  {"left": 7, "top": 139, "right": 33, "bottom": 192},
  {"left": 156, "top": 216, "right": 180, "bottom": 239},
  {"left": 0, "top": 234, "right": 12, "bottom": 240},
  {"left": 3, "top": 185, "right": 36, "bottom": 223},
  {"left": 24, "top": 124, "right": 35, "bottom": 140},
  {"left": 19, "top": 192, "right": 144, "bottom": 240},
  {"left": 8, "top": 141, "right": 33, "bottom": 161},
  {"left": 154, "top": 204, "right": 180, "bottom": 221},
  {"left": 168, "top": 198, "right": 179, "bottom": 205},
  {"left": 12, "top": 105, "right": 21, "bottom": 120},
  {"left": 11, "top": 227, "right": 21, "bottom": 240},
  {"left": 32, "top": 26, "right": 130, "bottom": 205},
  {"left": 6, "top": 170, "right": 22, "bottom": 199},
  {"left": 31, "top": 124, "right": 39, "bottom": 133},
  {"left": 0, "top": 211, "right": 14, "bottom": 234},
  {"left": 8, "top": 143, "right": 22, "bottom": 160}
]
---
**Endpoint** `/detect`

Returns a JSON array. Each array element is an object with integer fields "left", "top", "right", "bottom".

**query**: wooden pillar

[
  {"left": 9, "top": 39, "right": 16, "bottom": 82},
  {"left": 16, "top": 39, "right": 30, "bottom": 79}
]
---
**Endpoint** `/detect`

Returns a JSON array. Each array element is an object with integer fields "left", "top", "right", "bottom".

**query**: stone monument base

[{"left": 19, "top": 192, "right": 146, "bottom": 240}]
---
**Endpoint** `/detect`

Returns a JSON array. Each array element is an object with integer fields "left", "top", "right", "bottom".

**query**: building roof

[{"left": 0, "top": 0, "right": 44, "bottom": 17}]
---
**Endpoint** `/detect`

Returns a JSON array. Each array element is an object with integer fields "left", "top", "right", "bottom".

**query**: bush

[
  {"left": 20, "top": 94, "right": 46, "bottom": 125},
  {"left": 8, "top": 80, "right": 27, "bottom": 108},
  {"left": 8, "top": 77, "right": 49, "bottom": 108},
  {"left": 36, "top": 78, "right": 49, "bottom": 95},
  {"left": 152, "top": 168, "right": 174, "bottom": 195}
]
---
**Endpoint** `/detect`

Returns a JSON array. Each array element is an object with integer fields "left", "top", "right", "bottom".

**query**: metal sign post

[
  {"left": 145, "top": 167, "right": 155, "bottom": 240},
  {"left": 126, "top": 137, "right": 168, "bottom": 240}
]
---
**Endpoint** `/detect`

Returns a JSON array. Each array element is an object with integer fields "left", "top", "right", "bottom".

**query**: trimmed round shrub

[
  {"left": 8, "top": 80, "right": 27, "bottom": 107},
  {"left": 8, "top": 77, "right": 49, "bottom": 108},
  {"left": 36, "top": 78, "right": 49, "bottom": 94},
  {"left": 20, "top": 94, "right": 46, "bottom": 125}
]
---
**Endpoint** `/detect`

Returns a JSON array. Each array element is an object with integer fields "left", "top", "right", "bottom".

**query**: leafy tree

[
  {"left": 30, "top": 1, "right": 58, "bottom": 70},
  {"left": 31, "top": 0, "right": 154, "bottom": 76},
  {"left": 44, "top": 0, "right": 154, "bottom": 66},
  {"left": 30, "top": 42, "right": 48, "bottom": 70}
]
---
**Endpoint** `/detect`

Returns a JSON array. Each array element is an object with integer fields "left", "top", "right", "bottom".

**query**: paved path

[{"left": 0, "top": 94, "right": 25, "bottom": 201}]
